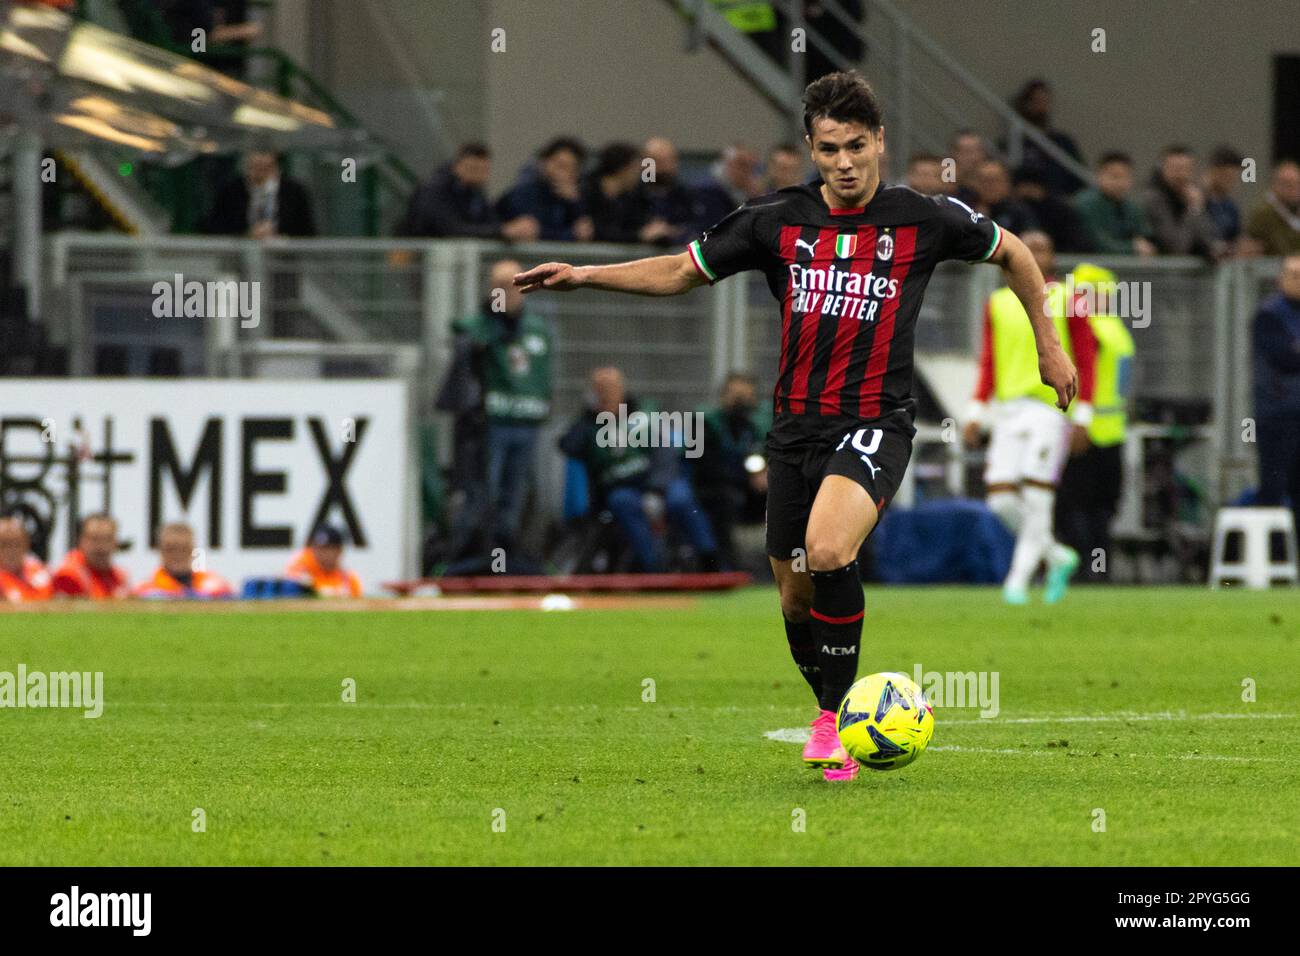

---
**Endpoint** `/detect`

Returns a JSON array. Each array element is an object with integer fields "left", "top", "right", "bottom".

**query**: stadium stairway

[
  {"left": 43, "top": 0, "right": 423, "bottom": 344},
  {"left": 659, "top": 0, "right": 1092, "bottom": 186}
]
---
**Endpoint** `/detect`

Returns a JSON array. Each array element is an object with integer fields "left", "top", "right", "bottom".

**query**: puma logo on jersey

[
  {"left": 836, "top": 428, "right": 884, "bottom": 479},
  {"left": 795, "top": 238, "right": 819, "bottom": 256}
]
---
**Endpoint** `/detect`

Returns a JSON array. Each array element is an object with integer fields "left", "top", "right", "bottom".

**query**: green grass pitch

[{"left": 1, "top": 587, "right": 1296, "bottom": 866}]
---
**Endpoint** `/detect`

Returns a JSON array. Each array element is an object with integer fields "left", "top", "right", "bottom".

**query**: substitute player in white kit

[{"left": 964, "top": 231, "right": 1097, "bottom": 604}]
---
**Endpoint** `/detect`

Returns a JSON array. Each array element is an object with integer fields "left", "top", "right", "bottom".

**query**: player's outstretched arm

[
  {"left": 514, "top": 252, "right": 707, "bottom": 297},
  {"left": 988, "top": 229, "right": 1078, "bottom": 410}
]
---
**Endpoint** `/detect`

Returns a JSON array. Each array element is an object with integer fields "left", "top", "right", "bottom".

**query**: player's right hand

[
  {"left": 1039, "top": 345, "right": 1078, "bottom": 411},
  {"left": 514, "top": 262, "right": 583, "bottom": 294}
]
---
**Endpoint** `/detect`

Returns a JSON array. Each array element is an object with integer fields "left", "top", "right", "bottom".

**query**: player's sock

[
  {"left": 987, "top": 489, "right": 1023, "bottom": 534},
  {"left": 783, "top": 617, "right": 821, "bottom": 698},
  {"left": 809, "top": 561, "right": 864, "bottom": 712},
  {"left": 1006, "top": 485, "right": 1055, "bottom": 590}
]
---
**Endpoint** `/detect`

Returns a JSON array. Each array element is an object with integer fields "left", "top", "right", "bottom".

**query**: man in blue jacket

[{"left": 1254, "top": 253, "right": 1300, "bottom": 545}]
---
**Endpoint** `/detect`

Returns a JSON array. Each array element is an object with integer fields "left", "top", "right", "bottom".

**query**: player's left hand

[
  {"left": 1039, "top": 345, "right": 1078, "bottom": 411},
  {"left": 1069, "top": 424, "right": 1091, "bottom": 456},
  {"left": 514, "top": 262, "right": 584, "bottom": 294}
]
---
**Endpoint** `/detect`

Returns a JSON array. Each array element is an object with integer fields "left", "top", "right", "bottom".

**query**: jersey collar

[{"left": 817, "top": 179, "right": 884, "bottom": 216}]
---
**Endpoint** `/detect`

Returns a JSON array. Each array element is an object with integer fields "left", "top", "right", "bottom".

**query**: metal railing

[
  {"left": 663, "top": 0, "right": 1094, "bottom": 187},
  {"left": 41, "top": 232, "right": 1279, "bottom": 523}
]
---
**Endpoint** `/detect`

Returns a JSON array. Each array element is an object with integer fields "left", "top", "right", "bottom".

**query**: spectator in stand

[
  {"left": 640, "top": 137, "right": 696, "bottom": 247},
  {"left": 1002, "top": 78, "right": 1086, "bottom": 196},
  {"left": 949, "top": 129, "right": 987, "bottom": 203},
  {"left": 204, "top": 151, "right": 317, "bottom": 238},
  {"left": 496, "top": 137, "right": 593, "bottom": 242},
  {"left": 400, "top": 143, "right": 538, "bottom": 242},
  {"left": 0, "top": 517, "right": 51, "bottom": 603},
  {"left": 285, "top": 525, "right": 362, "bottom": 597},
  {"left": 453, "top": 258, "right": 554, "bottom": 560},
  {"left": 1142, "top": 146, "right": 1226, "bottom": 260},
  {"left": 559, "top": 367, "right": 720, "bottom": 573},
  {"left": 802, "top": 0, "right": 865, "bottom": 82},
  {"left": 692, "top": 373, "right": 770, "bottom": 571},
  {"left": 1073, "top": 152, "right": 1157, "bottom": 257},
  {"left": 582, "top": 143, "right": 675, "bottom": 244},
  {"left": 765, "top": 143, "right": 807, "bottom": 191},
  {"left": 905, "top": 152, "right": 945, "bottom": 195},
  {"left": 1252, "top": 253, "right": 1300, "bottom": 543},
  {"left": 1013, "top": 165, "right": 1094, "bottom": 253},
  {"left": 1244, "top": 160, "right": 1300, "bottom": 257},
  {"left": 1204, "top": 145, "right": 1245, "bottom": 248},
  {"left": 133, "top": 523, "right": 232, "bottom": 600},
  {"left": 51, "top": 514, "right": 130, "bottom": 599},
  {"left": 972, "top": 159, "right": 1037, "bottom": 235},
  {"left": 691, "top": 144, "right": 765, "bottom": 233}
]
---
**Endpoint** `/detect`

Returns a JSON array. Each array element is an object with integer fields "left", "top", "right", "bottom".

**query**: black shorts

[{"left": 764, "top": 426, "right": 913, "bottom": 560}]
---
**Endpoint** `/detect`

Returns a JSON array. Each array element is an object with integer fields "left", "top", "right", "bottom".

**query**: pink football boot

[
  {"left": 802, "top": 709, "right": 847, "bottom": 769},
  {"left": 823, "top": 753, "right": 860, "bottom": 781}
]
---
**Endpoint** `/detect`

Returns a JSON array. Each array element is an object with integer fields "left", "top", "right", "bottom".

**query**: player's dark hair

[
  {"left": 456, "top": 142, "right": 490, "bottom": 160},
  {"left": 1161, "top": 144, "right": 1194, "bottom": 159},
  {"left": 1097, "top": 151, "right": 1132, "bottom": 168},
  {"left": 802, "top": 70, "right": 883, "bottom": 137},
  {"left": 538, "top": 136, "right": 587, "bottom": 162}
]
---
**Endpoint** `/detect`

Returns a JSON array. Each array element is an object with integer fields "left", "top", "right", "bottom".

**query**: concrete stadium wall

[
  {"left": 896, "top": 0, "right": 1300, "bottom": 201},
  {"left": 275, "top": 0, "right": 1299, "bottom": 203}
]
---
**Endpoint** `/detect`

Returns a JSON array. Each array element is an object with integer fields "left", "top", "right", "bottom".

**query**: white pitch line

[
  {"left": 764, "top": 711, "right": 1294, "bottom": 743},
  {"left": 929, "top": 744, "right": 1288, "bottom": 764},
  {"left": 941, "top": 711, "right": 1297, "bottom": 726}
]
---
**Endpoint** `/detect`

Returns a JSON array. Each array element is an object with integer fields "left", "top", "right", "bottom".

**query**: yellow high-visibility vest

[
  {"left": 708, "top": 0, "right": 777, "bottom": 32},
  {"left": 1071, "top": 263, "right": 1134, "bottom": 447},
  {"left": 988, "top": 282, "right": 1073, "bottom": 409}
]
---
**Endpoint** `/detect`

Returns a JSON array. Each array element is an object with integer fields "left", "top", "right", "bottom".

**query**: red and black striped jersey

[{"left": 687, "top": 181, "right": 1003, "bottom": 457}]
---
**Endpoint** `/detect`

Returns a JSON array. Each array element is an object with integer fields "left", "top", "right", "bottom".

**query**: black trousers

[
  {"left": 1055, "top": 442, "right": 1124, "bottom": 582},
  {"left": 1256, "top": 413, "right": 1300, "bottom": 543}
]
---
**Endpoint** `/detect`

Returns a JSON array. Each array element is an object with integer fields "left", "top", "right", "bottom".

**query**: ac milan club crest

[{"left": 876, "top": 232, "right": 894, "bottom": 261}]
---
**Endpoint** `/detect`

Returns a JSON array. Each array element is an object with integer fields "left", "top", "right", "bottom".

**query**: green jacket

[
  {"left": 1073, "top": 187, "right": 1151, "bottom": 255},
  {"left": 454, "top": 309, "right": 553, "bottom": 424}
]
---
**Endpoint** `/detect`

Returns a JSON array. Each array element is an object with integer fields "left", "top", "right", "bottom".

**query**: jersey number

[{"left": 836, "top": 428, "right": 883, "bottom": 479}]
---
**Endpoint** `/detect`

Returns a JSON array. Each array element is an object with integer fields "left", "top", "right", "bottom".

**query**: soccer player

[
  {"left": 963, "top": 231, "right": 1096, "bottom": 605},
  {"left": 51, "top": 513, "right": 130, "bottom": 599},
  {"left": 133, "top": 523, "right": 233, "bottom": 599},
  {"left": 514, "top": 71, "right": 1077, "bottom": 781},
  {"left": 0, "top": 517, "right": 52, "bottom": 603}
]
